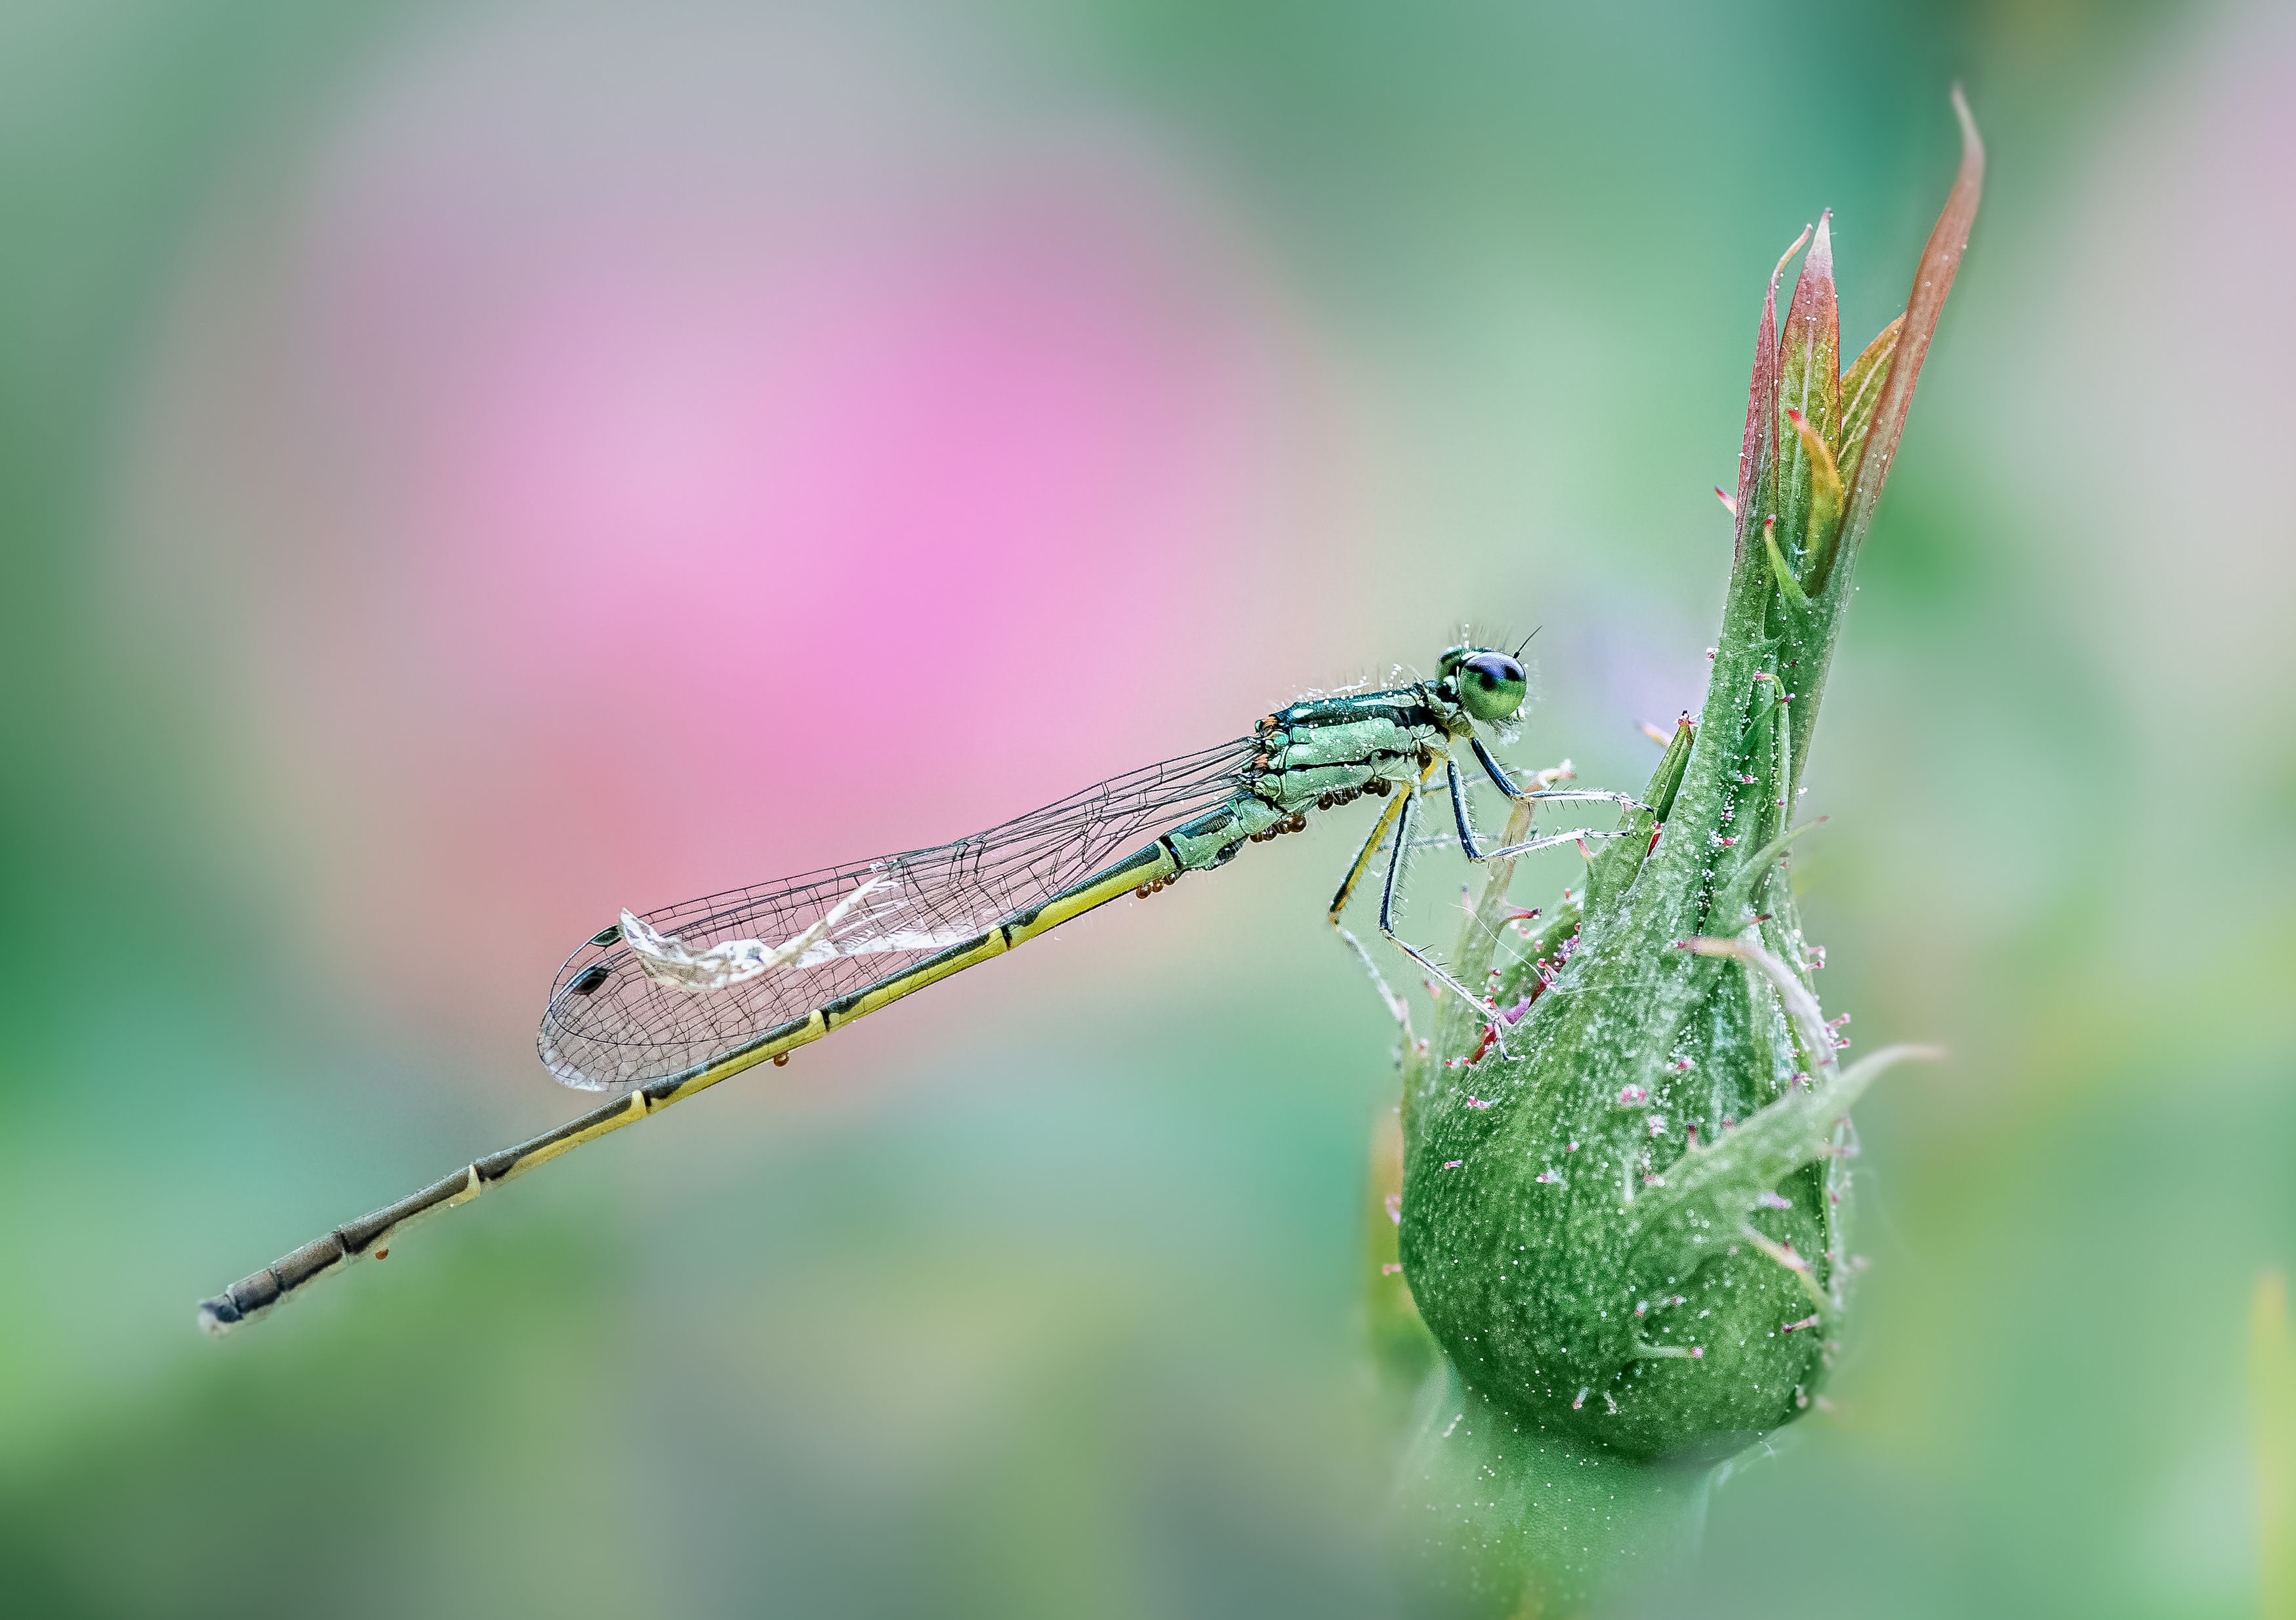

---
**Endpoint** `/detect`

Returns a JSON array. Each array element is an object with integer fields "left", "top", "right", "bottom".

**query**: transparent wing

[{"left": 537, "top": 736, "right": 1260, "bottom": 1090}]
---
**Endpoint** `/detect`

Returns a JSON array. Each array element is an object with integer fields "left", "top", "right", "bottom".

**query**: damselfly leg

[
  {"left": 1327, "top": 777, "right": 1416, "bottom": 1035},
  {"left": 1450, "top": 736, "right": 1643, "bottom": 860},
  {"left": 1329, "top": 760, "right": 1513, "bottom": 1049},
  {"left": 1444, "top": 756, "right": 1635, "bottom": 863}
]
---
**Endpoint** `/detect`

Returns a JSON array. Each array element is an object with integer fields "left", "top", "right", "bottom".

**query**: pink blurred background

[{"left": 7, "top": 3, "right": 2293, "bottom": 1616}]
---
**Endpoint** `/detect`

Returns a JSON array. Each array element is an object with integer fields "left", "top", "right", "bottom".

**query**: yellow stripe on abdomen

[
  {"left": 823, "top": 930, "right": 1010, "bottom": 1028},
  {"left": 1006, "top": 845, "right": 1178, "bottom": 949},
  {"left": 646, "top": 1009, "right": 830, "bottom": 1109}
]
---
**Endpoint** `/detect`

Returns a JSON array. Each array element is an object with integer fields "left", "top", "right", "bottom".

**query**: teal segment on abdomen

[{"left": 1166, "top": 796, "right": 1286, "bottom": 870}]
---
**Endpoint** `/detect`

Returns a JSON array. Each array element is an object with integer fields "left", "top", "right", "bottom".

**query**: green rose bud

[{"left": 1378, "top": 91, "right": 1984, "bottom": 1612}]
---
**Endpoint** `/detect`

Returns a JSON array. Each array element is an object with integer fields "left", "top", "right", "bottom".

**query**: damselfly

[{"left": 198, "top": 644, "right": 1633, "bottom": 1332}]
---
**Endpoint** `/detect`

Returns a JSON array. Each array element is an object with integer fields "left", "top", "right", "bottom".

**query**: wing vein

[{"left": 536, "top": 737, "right": 1258, "bottom": 1090}]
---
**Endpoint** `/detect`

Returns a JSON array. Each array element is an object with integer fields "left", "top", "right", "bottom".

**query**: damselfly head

[{"left": 1437, "top": 646, "right": 1527, "bottom": 724}]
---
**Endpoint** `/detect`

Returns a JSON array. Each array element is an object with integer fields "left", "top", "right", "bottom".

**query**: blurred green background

[{"left": 4, "top": 2, "right": 2291, "bottom": 1615}]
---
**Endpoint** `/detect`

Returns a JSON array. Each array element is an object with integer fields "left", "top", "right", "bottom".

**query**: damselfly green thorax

[{"left": 198, "top": 644, "right": 1636, "bottom": 1333}]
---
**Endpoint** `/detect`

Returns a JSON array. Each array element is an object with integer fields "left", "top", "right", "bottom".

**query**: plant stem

[{"left": 1391, "top": 1360, "right": 1713, "bottom": 1615}]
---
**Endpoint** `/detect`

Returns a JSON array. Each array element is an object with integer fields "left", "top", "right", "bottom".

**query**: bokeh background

[{"left": 3, "top": 2, "right": 2291, "bottom": 1615}]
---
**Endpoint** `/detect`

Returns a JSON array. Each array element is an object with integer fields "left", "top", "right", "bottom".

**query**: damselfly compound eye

[{"left": 1456, "top": 652, "right": 1526, "bottom": 722}]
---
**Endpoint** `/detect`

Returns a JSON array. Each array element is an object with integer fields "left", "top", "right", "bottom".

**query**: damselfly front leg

[
  {"left": 1447, "top": 736, "right": 1643, "bottom": 862},
  {"left": 1468, "top": 736, "right": 1641, "bottom": 814},
  {"left": 1330, "top": 758, "right": 1511, "bottom": 1049}
]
